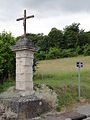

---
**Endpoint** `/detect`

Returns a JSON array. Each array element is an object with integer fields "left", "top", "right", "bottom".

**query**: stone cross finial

[{"left": 16, "top": 10, "right": 34, "bottom": 39}]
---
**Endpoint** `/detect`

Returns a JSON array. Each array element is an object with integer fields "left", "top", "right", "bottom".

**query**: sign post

[{"left": 76, "top": 62, "right": 83, "bottom": 99}]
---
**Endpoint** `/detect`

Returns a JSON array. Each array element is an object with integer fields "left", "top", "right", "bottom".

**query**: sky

[{"left": 0, "top": 0, "right": 90, "bottom": 37}]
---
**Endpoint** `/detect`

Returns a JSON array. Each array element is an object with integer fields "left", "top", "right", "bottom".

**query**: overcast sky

[{"left": 0, "top": 0, "right": 90, "bottom": 37}]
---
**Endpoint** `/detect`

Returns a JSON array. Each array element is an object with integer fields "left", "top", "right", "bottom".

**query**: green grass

[
  {"left": 34, "top": 56, "right": 90, "bottom": 111},
  {"left": 0, "top": 80, "right": 15, "bottom": 93}
]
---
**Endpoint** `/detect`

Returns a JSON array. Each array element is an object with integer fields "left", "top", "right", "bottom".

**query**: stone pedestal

[
  {"left": 1, "top": 96, "right": 50, "bottom": 119},
  {"left": 11, "top": 38, "right": 38, "bottom": 96}
]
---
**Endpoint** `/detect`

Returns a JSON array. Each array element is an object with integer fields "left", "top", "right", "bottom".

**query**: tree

[
  {"left": 37, "top": 35, "right": 50, "bottom": 52},
  {"left": 78, "top": 31, "right": 89, "bottom": 47},
  {"left": 48, "top": 28, "right": 63, "bottom": 48},
  {"left": 63, "top": 23, "right": 80, "bottom": 49},
  {"left": 0, "top": 31, "right": 16, "bottom": 83}
]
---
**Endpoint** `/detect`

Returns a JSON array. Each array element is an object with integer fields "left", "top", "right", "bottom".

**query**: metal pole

[
  {"left": 78, "top": 67, "right": 80, "bottom": 99},
  {"left": 24, "top": 10, "right": 26, "bottom": 39}
]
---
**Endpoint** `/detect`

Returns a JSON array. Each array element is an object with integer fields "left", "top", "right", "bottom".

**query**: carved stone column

[{"left": 11, "top": 38, "right": 38, "bottom": 95}]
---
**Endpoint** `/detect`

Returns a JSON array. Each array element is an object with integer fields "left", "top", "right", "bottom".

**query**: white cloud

[{"left": 0, "top": 0, "right": 90, "bottom": 37}]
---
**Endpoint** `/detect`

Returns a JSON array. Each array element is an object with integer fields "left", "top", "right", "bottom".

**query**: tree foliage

[
  {"left": 17, "top": 23, "right": 90, "bottom": 60},
  {"left": 63, "top": 23, "right": 80, "bottom": 48},
  {"left": 0, "top": 23, "right": 90, "bottom": 83},
  {"left": 48, "top": 28, "right": 63, "bottom": 48},
  {"left": 0, "top": 32, "right": 16, "bottom": 83}
]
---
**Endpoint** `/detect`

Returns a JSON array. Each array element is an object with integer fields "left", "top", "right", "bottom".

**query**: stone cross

[
  {"left": 16, "top": 9, "right": 34, "bottom": 39},
  {"left": 11, "top": 10, "right": 38, "bottom": 96}
]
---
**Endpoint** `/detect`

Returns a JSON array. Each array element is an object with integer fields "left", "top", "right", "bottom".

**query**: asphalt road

[{"left": 75, "top": 104, "right": 90, "bottom": 117}]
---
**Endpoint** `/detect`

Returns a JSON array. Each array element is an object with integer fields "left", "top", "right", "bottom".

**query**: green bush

[
  {"left": 36, "top": 48, "right": 78, "bottom": 60},
  {"left": 76, "top": 46, "right": 83, "bottom": 55},
  {"left": 60, "top": 49, "right": 77, "bottom": 58},
  {"left": 46, "top": 47, "right": 61, "bottom": 59},
  {"left": 35, "top": 51, "right": 46, "bottom": 60},
  {"left": 84, "top": 44, "right": 90, "bottom": 56}
]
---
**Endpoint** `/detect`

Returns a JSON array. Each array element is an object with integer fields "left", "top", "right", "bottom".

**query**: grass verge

[{"left": 34, "top": 56, "right": 90, "bottom": 111}]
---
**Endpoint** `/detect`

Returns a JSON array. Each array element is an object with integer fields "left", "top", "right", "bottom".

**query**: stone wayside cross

[
  {"left": 2, "top": 10, "right": 49, "bottom": 120},
  {"left": 11, "top": 10, "right": 38, "bottom": 96}
]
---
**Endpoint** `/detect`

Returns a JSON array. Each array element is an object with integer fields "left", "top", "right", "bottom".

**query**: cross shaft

[{"left": 16, "top": 10, "right": 34, "bottom": 39}]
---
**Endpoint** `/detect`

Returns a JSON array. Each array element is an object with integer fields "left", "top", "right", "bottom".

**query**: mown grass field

[{"left": 34, "top": 56, "right": 90, "bottom": 111}]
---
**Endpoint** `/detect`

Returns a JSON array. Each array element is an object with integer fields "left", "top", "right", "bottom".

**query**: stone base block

[
  {"left": 20, "top": 90, "right": 35, "bottom": 96},
  {"left": 0, "top": 96, "right": 50, "bottom": 119},
  {"left": 16, "top": 81, "right": 33, "bottom": 92}
]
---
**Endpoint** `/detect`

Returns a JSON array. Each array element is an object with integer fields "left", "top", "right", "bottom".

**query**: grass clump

[{"left": 0, "top": 80, "right": 15, "bottom": 93}]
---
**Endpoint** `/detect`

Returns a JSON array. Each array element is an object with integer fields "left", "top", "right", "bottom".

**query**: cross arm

[
  {"left": 16, "top": 15, "right": 34, "bottom": 21},
  {"left": 16, "top": 17, "right": 24, "bottom": 21},
  {"left": 26, "top": 15, "right": 34, "bottom": 19}
]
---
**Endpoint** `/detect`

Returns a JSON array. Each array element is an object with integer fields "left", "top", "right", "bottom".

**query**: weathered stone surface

[
  {"left": 1, "top": 111, "right": 17, "bottom": 120},
  {"left": 21, "top": 57, "right": 33, "bottom": 66},
  {"left": 0, "top": 85, "right": 58, "bottom": 119},
  {"left": 0, "top": 103, "right": 17, "bottom": 120},
  {"left": 16, "top": 73, "right": 33, "bottom": 82},
  {"left": 35, "top": 84, "right": 58, "bottom": 109},
  {"left": 11, "top": 38, "right": 39, "bottom": 52},
  {"left": 1, "top": 96, "right": 50, "bottom": 119},
  {"left": 15, "top": 49, "right": 34, "bottom": 92},
  {"left": 16, "top": 66, "right": 33, "bottom": 74},
  {"left": 16, "top": 81, "right": 33, "bottom": 91},
  {"left": 16, "top": 50, "right": 34, "bottom": 59},
  {"left": 0, "top": 105, "right": 5, "bottom": 116}
]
